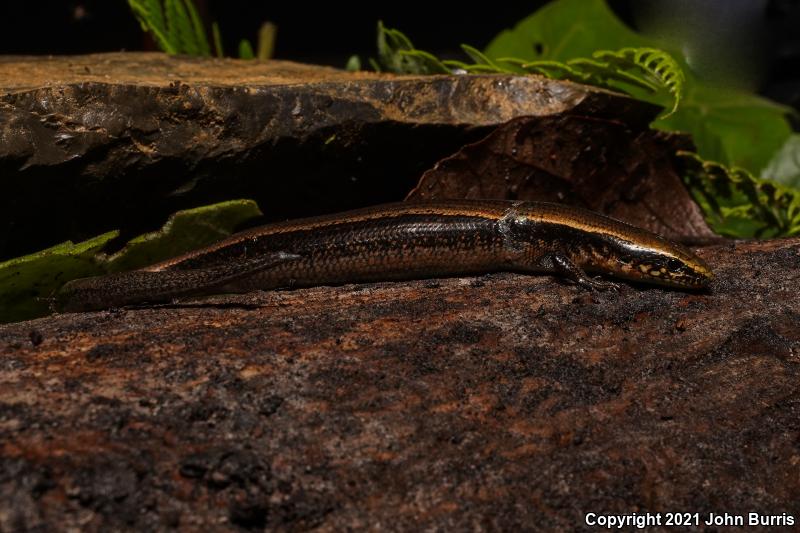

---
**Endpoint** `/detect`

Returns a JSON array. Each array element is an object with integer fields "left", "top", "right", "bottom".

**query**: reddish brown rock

[{"left": 1, "top": 238, "right": 799, "bottom": 530}]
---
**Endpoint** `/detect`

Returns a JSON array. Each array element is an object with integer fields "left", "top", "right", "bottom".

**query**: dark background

[{"left": 1, "top": 0, "right": 799, "bottom": 109}]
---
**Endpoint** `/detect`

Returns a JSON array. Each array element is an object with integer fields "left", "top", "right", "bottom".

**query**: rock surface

[
  {"left": 0, "top": 52, "right": 661, "bottom": 261},
  {"left": 1, "top": 237, "right": 798, "bottom": 531}
]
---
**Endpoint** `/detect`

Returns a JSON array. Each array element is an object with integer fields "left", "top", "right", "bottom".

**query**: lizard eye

[{"left": 667, "top": 258, "right": 682, "bottom": 270}]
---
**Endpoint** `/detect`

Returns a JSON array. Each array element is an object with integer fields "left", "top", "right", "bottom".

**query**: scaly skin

[{"left": 55, "top": 200, "right": 713, "bottom": 312}]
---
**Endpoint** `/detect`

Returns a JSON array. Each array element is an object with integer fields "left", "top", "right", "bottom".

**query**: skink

[{"left": 55, "top": 200, "right": 713, "bottom": 312}]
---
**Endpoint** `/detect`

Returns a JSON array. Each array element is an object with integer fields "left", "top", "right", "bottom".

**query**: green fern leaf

[
  {"left": 396, "top": 50, "right": 451, "bottom": 74},
  {"left": 346, "top": 55, "right": 362, "bottom": 72},
  {"left": 373, "top": 25, "right": 684, "bottom": 119},
  {"left": 163, "top": 0, "right": 182, "bottom": 52},
  {"left": 594, "top": 48, "right": 684, "bottom": 117},
  {"left": 568, "top": 57, "right": 660, "bottom": 92},
  {"left": 442, "top": 59, "right": 507, "bottom": 75},
  {"left": 166, "top": 0, "right": 200, "bottom": 55},
  {"left": 460, "top": 44, "right": 511, "bottom": 72},
  {"left": 377, "top": 21, "right": 413, "bottom": 72},
  {"left": 238, "top": 39, "right": 255, "bottom": 59},
  {"left": 383, "top": 25, "right": 414, "bottom": 50},
  {"left": 128, "top": 0, "right": 214, "bottom": 58},
  {"left": 442, "top": 59, "right": 472, "bottom": 70},
  {"left": 485, "top": 57, "right": 529, "bottom": 74},
  {"left": 376, "top": 22, "right": 449, "bottom": 74},
  {"left": 680, "top": 151, "right": 800, "bottom": 237},
  {"left": 462, "top": 64, "right": 509, "bottom": 74},
  {"left": 140, "top": 0, "right": 166, "bottom": 35},
  {"left": 182, "top": 0, "right": 210, "bottom": 56},
  {"left": 128, "top": 0, "right": 177, "bottom": 54},
  {"left": 257, "top": 21, "right": 277, "bottom": 60},
  {"left": 212, "top": 22, "right": 224, "bottom": 57},
  {"left": 519, "top": 60, "right": 588, "bottom": 81}
]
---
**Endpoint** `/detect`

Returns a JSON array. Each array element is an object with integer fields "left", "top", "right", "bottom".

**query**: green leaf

[
  {"left": 346, "top": 55, "right": 362, "bottom": 72},
  {"left": 377, "top": 21, "right": 413, "bottom": 66},
  {"left": 166, "top": 0, "right": 200, "bottom": 55},
  {"left": 128, "top": 0, "right": 177, "bottom": 54},
  {"left": 257, "top": 21, "right": 277, "bottom": 60},
  {"left": 570, "top": 57, "right": 659, "bottom": 92},
  {"left": 487, "top": 2, "right": 682, "bottom": 109},
  {"left": 377, "top": 21, "right": 683, "bottom": 117},
  {"left": 591, "top": 47, "right": 684, "bottom": 116},
  {"left": 143, "top": 0, "right": 166, "bottom": 35},
  {"left": 0, "top": 199, "right": 263, "bottom": 323},
  {"left": 212, "top": 22, "right": 224, "bottom": 57},
  {"left": 761, "top": 134, "right": 800, "bottom": 189},
  {"left": 163, "top": 0, "right": 182, "bottom": 53},
  {"left": 485, "top": 0, "right": 652, "bottom": 62},
  {"left": 369, "top": 7, "right": 796, "bottom": 236},
  {"left": 395, "top": 50, "right": 451, "bottom": 74},
  {"left": 182, "top": 0, "right": 210, "bottom": 56},
  {"left": 460, "top": 44, "right": 506, "bottom": 71},
  {"left": 130, "top": 0, "right": 213, "bottom": 56},
  {"left": 0, "top": 232, "right": 118, "bottom": 323},
  {"left": 238, "top": 39, "right": 255, "bottom": 60},
  {"left": 656, "top": 84, "right": 793, "bottom": 174},
  {"left": 482, "top": 0, "right": 794, "bottom": 176},
  {"left": 475, "top": 48, "right": 683, "bottom": 118},
  {"left": 104, "top": 199, "right": 262, "bottom": 273},
  {"left": 516, "top": 59, "right": 587, "bottom": 80},
  {"left": 376, "top": 21, "right": 450, "bottom": 74},
  {"left": 680, "top": 151, "right": 800, "bottom": 238}
]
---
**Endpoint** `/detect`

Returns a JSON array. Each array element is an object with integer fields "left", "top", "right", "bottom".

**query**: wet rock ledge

[{"left": 1, "top": 237, "right": 799, "bottom": 530}]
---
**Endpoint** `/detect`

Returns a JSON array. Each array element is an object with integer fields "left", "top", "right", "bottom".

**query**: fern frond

[
  {"left": 373, "top": 25, "right": 686, "bottom": 119},
  {"left": 594, "top": 48, "right": 685, "bottom": 117},
  {"left": 163, "top": 0, "right": 181, "bottom": 53},
  {"left": 377, "top": 21, "right": 414, "bottom": 72},
  {"left": 346, "top": 55, "right": 362, "bottom": 72},
  {"left": 238, "top": 39, "right": 255, "bottom": 59},
  {"left": 379, "top": 22, "right": 414, "bottom": 51},
  {"left": 128, "top": 0, "right": 177, "bottom": 54},
  {"left": 144, "top": 0, "right": 166, "bottom": 33},
  {"left": 212, "top": 22, "right": 223, "bottom": 57},
  {"left": 460, "top": 44, "right": 511, "bottom": 72},
  {"left": 518, "top": 60, "right": 587, "bottom": 81},
  {"left": 442, "top": 59, "right": 471, "bottom": 70},
  {"left": 396, "top": 50, "right": 451, "bottom": 74},
  {"left": 679, "top": 151, "right": 800, "bottom": 237},
  {"left": 376, "top": 22, "right": 450, "bottom": 74},
  {"left": 257, "top": 22, "right": 277, "bottom": 60},
  {"left": 166, "top": 0, "right": 201, "bottom": 55},
  {"left": 568, "top": 58, "right": 660, "bottom": 93},
  {"left": 129, "top": 0, "right": 216, "bottom": 57},
  {"left": 490, "top": 58, "right": 528, "bottom": 74},
  {"left": 182, "top": 0, "right": 210, "bottom": 56},
  {"left": 460, "top": 64, "right": 511, "bottom": 74}
]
